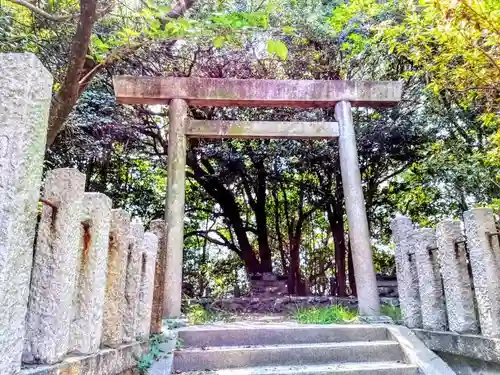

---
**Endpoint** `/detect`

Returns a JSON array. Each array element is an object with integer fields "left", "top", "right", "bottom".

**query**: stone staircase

[{"left": 171, "top": 323, "right": 453, "bottom": 374}]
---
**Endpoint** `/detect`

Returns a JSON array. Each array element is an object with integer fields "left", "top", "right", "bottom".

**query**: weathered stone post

[
  {"left": 164, "top": 98, "right": 188, "bottom": 318},
  {"left": 124, "top": 220, "right": 144, "bottom": 341},
  {"left": 150, "top": 219, "right": 167, "bottom": 333},
  {"left": 464, "top": 208, "right": 500, "bottom": 336},
  {"left": 0, "top": 53, "right": 52, "bottom": 374},
  {"left": 436, "top": 219, "right": 478, "bottom": 333},
  {"left": 137, "top": 232, "right": 159, "bottom": 339},
  {"left": 102, "top": 209, "right": 131, "bottom": 347},
  {"left": 70, "top": 192, "right": 112, "bottom": 354},
  {"left": 335, "top": 101, "right": 380, "bottom": 316},
  {"left": 391, "top": 215, "right": 422, "bottom": 328},
  {"left": 414, "top": 228, "right": 447, "bottom": 331},
  {"left": 24, "top": 168, "right": 86, "bottom": 364}
]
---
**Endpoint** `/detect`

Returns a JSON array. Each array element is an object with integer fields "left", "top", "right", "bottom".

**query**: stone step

[
  {"left": 251, "top": 287, "right": 287, "bottom": 292},
  {"left": 178, "top": 324, "right": 388, "bottom": 347},
  {"left": 178, "top": 362, "right": 419, "bottom": 375},
  {"left": 173, "top": 341, "right": 404, "bottom": 372}
]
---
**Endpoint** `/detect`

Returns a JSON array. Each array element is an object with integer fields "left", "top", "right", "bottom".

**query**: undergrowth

[
  {"left": 185, "top": 303, "right": 236, "bottom": 325},
  {"left": 294, "top": 304, "right": 358, "bottom": 324},
  {"left": 294, "top": 303, "right": 402, "bottom": 324},
  {"left": 137, "top": 333, "right": 170, "bottom": 374},
  {"left": 381, "top": 303, "right": 402, "bottom": 322}
]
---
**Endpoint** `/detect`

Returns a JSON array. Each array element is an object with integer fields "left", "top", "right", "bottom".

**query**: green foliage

[
  {"left": 294, "top": 305, "right": 358, "bottom": 324},
  {"left": 325, "top": 0, "right": 500, "bottom": 217},
  {"left": 6, "top": 0, "right": 498, "bottom": 299},
  {"left": 267, "top": 39, "right": 288, "bottom": 60},
  {"left": 184, "top": 303, "right": 235, "bottom": 325},
  {"left": 136, "top": 334, "right": 169, "bottom": 374},
  {"left": 176, "top": 338, "right": 184, "bottom": 350},
  {"left": 372, "top": 248, "right": 395, "bottom": 275},
  {"left": 165, "top": 319, "right": 183, "bottom": 330},
  {"left": 186, "top": 304, "right": 214, "bottom": 325},
  {"left": 381, "top": 303, "right": 402, "bottom": 322}
]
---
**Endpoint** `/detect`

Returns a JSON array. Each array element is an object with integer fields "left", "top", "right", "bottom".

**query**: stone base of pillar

[
  {"left": 20, "top": 341, "right": 148, "bottom": 375},
  {"left": 359, "top": 315, "right": 394, "bottom": 324}
]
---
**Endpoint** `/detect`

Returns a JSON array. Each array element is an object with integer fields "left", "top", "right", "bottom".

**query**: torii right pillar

[{"left": 335, "top": 101, "right": 380, "bottom": 316}]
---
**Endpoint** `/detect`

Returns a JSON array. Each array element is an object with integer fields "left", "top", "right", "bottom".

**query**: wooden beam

[
  {"left": 113, "top": 76, "right": 402, "bottom": 108},
  {"left": 185, "top": 120, "right": 339, "bottom": 139}
]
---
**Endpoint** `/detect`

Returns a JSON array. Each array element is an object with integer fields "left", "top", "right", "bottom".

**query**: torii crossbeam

[{"left": 113, "top": 76, "right": 402, "bottom": 318}]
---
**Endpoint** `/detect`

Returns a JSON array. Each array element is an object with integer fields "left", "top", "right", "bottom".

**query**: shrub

[{"left": 294, "top": 304, "right": 358, "bottom": 324}]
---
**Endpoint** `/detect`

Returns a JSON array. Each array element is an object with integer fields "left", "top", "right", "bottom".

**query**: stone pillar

[
  {"left": 436, "top": 219, "right": 478, "bottom": 333},
  {"left": 24, "top": 168, "right": 86, "bottom": 364},
  {"left": 70, "top": 193, "right": 112, "bottom": 354},
  {"left": 0, "top": 53, "right": 52, "bottom": 374},
  {"left": 335, "top": 100, "right": 379, "bottom": 316},
  {"left": 102, "top": 209, "right": 131, "bottom": 347},
  {"left": 150, "top": 219, "right": 167, "bottom": 334},
  {"left": 391, "top": 215, "right": 422, "bottom": 328},
  {"left": 137, "top": 232, "right": 159, "bottom": 339},
  {"left": 164, "top": 98, "right": 188, "bottom": 318},
  {"left": 124, "top": 220, "right": 144, "bottom": 341},
  {"left": 414, "top": 228, "right": 447, "bottom": 331},
  {"left": 464, "top": 208, "right": 500, "bottom": 336}
]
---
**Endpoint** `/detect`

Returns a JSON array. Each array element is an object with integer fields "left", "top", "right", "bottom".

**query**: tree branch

[
  {"left": 377, "top": 160, "right": 414, "bottom": 184},
  {"left": 46, "top": 0, "right": 99, "bottom": 146},
  {"left": 45, "top": 0, "right": 196, "bottom": 147},
  {"left": 185, "top": 230, "right": 240, "bottom": 253},
  {"left": 9, "top": 0, "right": 113, "bottom": 22},
  {"left": 9, "top": 0, "right": 79, "bottom": 21}
]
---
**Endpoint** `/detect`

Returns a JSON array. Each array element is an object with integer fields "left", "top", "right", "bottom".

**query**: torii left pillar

[{"left": 164, "top": 98, "right": 188, "bottom": 318}]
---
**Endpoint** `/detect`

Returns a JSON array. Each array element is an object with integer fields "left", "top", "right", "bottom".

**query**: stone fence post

[
  {"left": 137, "top": 232, "right": 159, "bottom": 339},
  {"left": 124, "top": 220, "right": 144, "bottom": 342},
  {"left": 24, "top": 168, "right": 86, "bottom": 364},
  {"left": 414, "top": 228, "right": 447, "bottom": 331},
  {"left": 102, "top": 209, "right": 131, "bottom": 347},
  {"left": 0, "top": 53, "right": 52, "bottom": 374},
  {"left": 464, "top": 208, "right": 500, "bottom": 337},
  {"left": 70, "top": 192, "right": 112, "bottom": 354},
  {"left": 150, "top": 219, "right": 166, "bottom": 334},
  {"left": 436, "top": 219, "right": 478, "bottom": 333},
  {"left": 391, "top": 215, "right": 422, "bottom": 328}
]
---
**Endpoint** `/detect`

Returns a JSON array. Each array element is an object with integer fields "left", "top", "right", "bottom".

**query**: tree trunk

[
  {"left": 272, "top": 188, "right": 287, "bottom": 273},
  {"left": 255, "top": 163, "right": 272, "bottom": 273},
  {"left": 84, "top": 159, "right": 94, "bottom": 190},
  {"left": 47, "top": 0, "right": 98, "bottom": 146},
  {"left": 288, "top": 243, "right": 295, "bottom": 295},
  {"left": 347, "top": 241, "right": 357, "bottom": 297},
  {"left": 186, "top": 152, "right": 263, "bottom": 274},
  {"left": 288, "top": 223, "right": 304, "bottom": 295},
  {"left": 45, "top": 0, "right": 196, "bottom": 146},
  {"left": 199, "top": 225, "right": 209, "bottom": 296},
  {"left": 333, "top": 167, "right": 347, "bottom": 296},
  {"left": 240, "top": 246, "right": 262, "bottom": 274},
  {"left": 327, "top": 204, "right": 347, "bottom": 297}
]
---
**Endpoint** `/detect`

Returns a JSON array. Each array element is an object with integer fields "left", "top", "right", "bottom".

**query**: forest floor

[{"left": 183, "top": 303, "right": 402, "bottom": 326}]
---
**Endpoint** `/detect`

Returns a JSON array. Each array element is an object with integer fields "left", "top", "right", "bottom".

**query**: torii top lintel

[{"left": 113, "top": 76, "right": 402, "bottom": 108}]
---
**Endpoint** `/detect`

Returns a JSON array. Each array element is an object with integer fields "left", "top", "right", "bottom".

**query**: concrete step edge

[
  {"left": 178, "top": 340, "right": 399, "bottom": 352},
  {"left": 178, "top": 324, "right": 389, "bottom": 347},
  {"left": 177, "top": 361, "right": 419, "bottom": 375},
  {"left": 173, "top": 341, "right": 405, "bottom": 372},
  {"left": 178, "top": 323, "right": 388, "bottom": 331}
]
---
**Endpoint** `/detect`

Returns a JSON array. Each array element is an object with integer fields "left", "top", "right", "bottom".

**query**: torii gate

[{"left": 113, "top": 76, "right": 402, "bottom": 318}]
